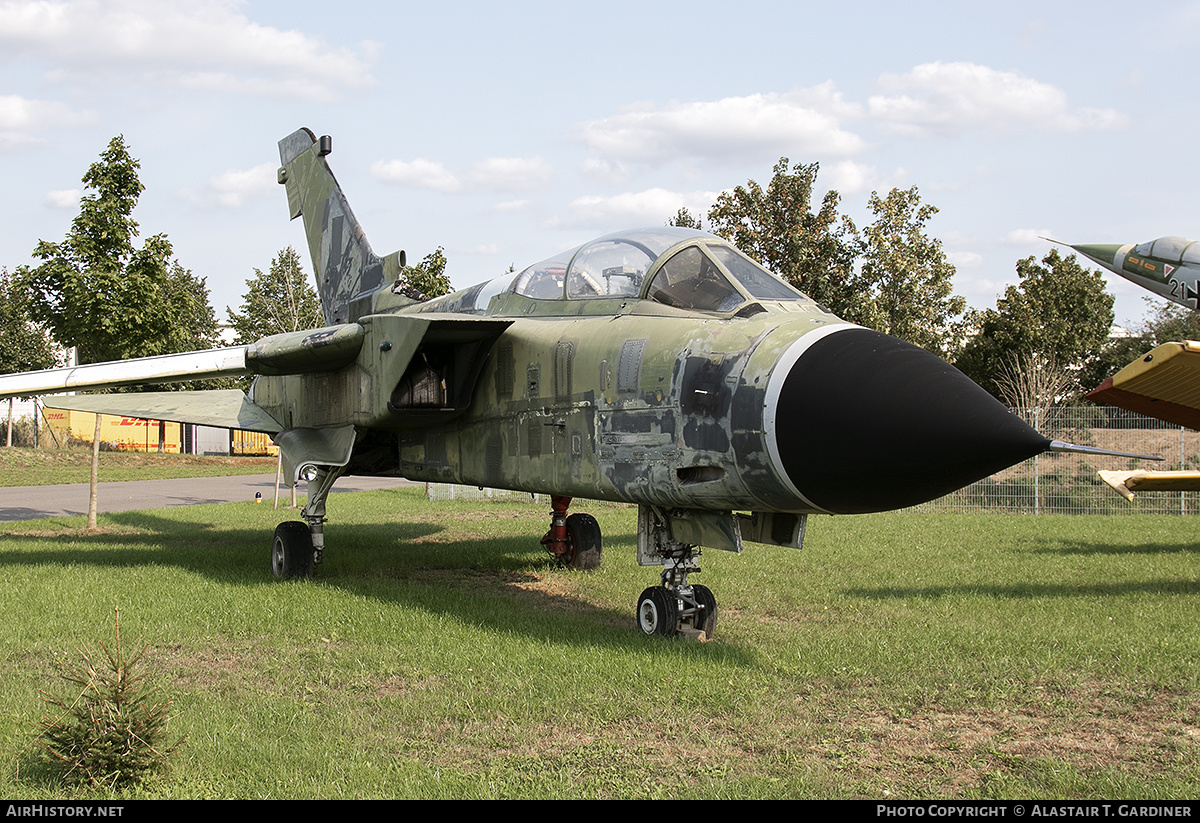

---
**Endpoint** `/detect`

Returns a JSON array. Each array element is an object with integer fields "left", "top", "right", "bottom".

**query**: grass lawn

[
  {"left": 0, "top": 446, "right": 276, "bottom": 487},
  {"left": 0, "top": 487, "right": 1197, "bottom": 799}
]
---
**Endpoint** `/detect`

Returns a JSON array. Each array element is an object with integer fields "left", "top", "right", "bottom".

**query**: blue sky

[{"left": 1, "top": 0, "right": 1196, "bottom": 330}]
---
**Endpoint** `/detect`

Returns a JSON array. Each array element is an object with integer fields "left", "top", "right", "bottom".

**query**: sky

[{"left": 1, "top": 0, "right": 1196, "bottom": 332}]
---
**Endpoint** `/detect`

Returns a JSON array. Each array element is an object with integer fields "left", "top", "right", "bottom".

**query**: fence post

[{"left": 1033, "top": 407, "right": 1040, "bottom": 516}]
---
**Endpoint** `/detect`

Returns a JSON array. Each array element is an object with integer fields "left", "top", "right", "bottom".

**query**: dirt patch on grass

[
  {"left": 810, "top": 680, "right": 1200, "bottom": 795},
  {"left": 389, "top": 676, "right": 1200, "bottom": 797},
  {"left": 393, "top": 566, "right": 596, "bottom": 613}
]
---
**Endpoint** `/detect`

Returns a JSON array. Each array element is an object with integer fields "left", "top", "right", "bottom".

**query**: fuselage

[
  {"left": 249, "top": 227, "right": 1048, "bottom": 517},
  {"left": 1070, "top": 237, "right": 1200, "bottom": 311}
]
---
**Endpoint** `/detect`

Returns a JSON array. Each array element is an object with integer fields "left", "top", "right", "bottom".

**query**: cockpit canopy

[
  {"left": 1133, "top": 236, "right": 1200, "bottom": 265},
  {"left": 512, "top": 227, "right": 808, "bottom": 311}
]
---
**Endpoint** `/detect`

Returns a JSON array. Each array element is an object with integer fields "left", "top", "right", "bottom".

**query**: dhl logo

[{"left": 115, "top": 417, "right": 156, "bottom": 427}]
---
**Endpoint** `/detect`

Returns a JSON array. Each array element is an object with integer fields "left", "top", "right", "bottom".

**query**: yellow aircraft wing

[
  {"left": 1097, "top": 469, "right": 1200, "bottom": 501},
  {"left": 1086, "top": 340, "right": 1200, "bottom": 430}
]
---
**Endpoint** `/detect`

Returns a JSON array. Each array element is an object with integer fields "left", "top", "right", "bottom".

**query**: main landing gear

[
  {"left": 540, "top": 495, "right": 603, "bottom": 570},
  {"left": 270, "top": 464, "right": 345, "bottom": 581}
]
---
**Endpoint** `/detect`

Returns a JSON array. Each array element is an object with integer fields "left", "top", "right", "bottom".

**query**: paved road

[{"left": 0, "top": 474, "right": 420, "bottom": 522}]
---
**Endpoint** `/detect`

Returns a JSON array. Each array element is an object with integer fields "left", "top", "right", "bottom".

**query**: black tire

[
  {"left": 563, "top": 513, "right": 603, "bottom": 570},
  {"left": 271, "top": 521, "right": 314, "bottom": 580},
  {"left": 636, "top": 586, "right": 679, "bottom": 637},
  {"left": 691, "top": 584, "right": 718, "bottom": 639}
]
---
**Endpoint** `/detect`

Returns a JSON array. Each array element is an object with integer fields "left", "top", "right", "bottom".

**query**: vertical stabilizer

[{"left": 277, "top": 128, "right": 404, "bottom": 324}]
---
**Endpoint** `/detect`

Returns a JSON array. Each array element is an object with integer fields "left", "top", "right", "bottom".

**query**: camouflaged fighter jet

[{"left": 0, "top": 129, "right": 1148, "bottom": 639}]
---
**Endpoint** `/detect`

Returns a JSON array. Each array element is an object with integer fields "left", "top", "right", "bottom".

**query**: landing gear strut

[
  {"left": 541, "top": 495, "right": 602, "bottom": 570},
  {"left": 635, "top": 505, "right": 718, "bottom": 640}
]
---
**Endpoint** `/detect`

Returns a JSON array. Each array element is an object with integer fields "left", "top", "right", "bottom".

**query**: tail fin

[{"left": 277, "top": 128, "right": 405, "bottom": 324}]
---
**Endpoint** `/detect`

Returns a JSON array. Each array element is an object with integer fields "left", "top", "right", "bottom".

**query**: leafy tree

[
  {"left": 707, "top": 158, "right": 862, "bottom": 319},
  {"left": 956, "top": 249, "right": 1115, "bottom": 401},
  {"left": 704, "top": 160, "right": 965, "bottom": 355},
  {"left": 0, "top": 268, "right": 59, "bottom": 376},
  {"left": 1131, "top": 298, "right": 1200, "bottom": 347},
  {"left": 227, "top": 247, "right": 322, "bottom": 343},
  {"left": 852, "top": 187, "right": 966, "bottom": 359},
  {"left": 402, "top": 247, "right": 452, "bottom": 299},
  {"left": 160, "top": 262, "right": 221, "bottom": 354},
  {"left": 17, "top": 136, "right": 217, "bottom": 365},
  {"left": 668, "top": 207, "right": 703, "bottom": 230}
]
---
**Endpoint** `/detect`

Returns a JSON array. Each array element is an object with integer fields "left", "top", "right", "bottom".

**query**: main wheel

[
  {"left": 271, "top": 521, "right": 314, "bottom": 580},
  {"left": 691, "top": 584, "right": 718, "bottom": 639},
  {"left": 563, "top": 513, "right": 603, "bottom": 570},
  {"left": 636, "top": 586, "right": 679, "bottom": 637}
]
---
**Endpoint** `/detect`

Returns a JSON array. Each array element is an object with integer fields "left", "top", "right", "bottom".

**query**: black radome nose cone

[{"left": 776, "top": 328, "right": 1049, "bottom": 513}]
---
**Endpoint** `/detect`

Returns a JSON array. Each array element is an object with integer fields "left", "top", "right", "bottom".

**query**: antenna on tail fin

[{"left": 277, "top": 128, "right": 406, "bottom": 324}]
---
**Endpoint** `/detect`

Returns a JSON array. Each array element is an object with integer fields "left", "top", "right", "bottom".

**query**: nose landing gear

[{"left": 635, "top": 506, "right": 718, "bottom": 640}]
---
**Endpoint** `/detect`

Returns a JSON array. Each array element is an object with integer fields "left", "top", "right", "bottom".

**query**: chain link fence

[{"left": 919, "top": 406, "right": 1200, "bottom": 515}]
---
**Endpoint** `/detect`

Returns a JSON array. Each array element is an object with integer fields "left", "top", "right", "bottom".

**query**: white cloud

[
  {"left": 575, "top": 89, "right": 867, "bottom": 174},
  {"left": 868, "top": 62, "right": 1128, "bottom": 137},
  {"left": 0, "top": 0, "right": 377, "bottom": 101},
  {"left": 0, "top": 94, "right": 94, "bottom": 146},
  {"left": 207, "top": 162, "right": 276, "bottom": 207},
  {"left": 178, "top": 161, "right": 276, "bottom": 207},
  {"left": 947, "top": 250, "right": 983, "bottom": 269},
  {"left": 371, "top": 156, "right": 553, "bottom": 194},
  {"left": 464, "top": 157, "right": 552, "bottom": 191},
  {"left": 565, "top": 188, "right": 719, "bottom": 228},
  {"left": 818, "top": 160, "right": 905, "bottom": 197},
  {"left": 491, "top": 199, "right": 531, "bottom": 213},
  {"left": 44, "top": 189, "right": 80, "bottom": 208},
  {"left": 371, "top": 158, "right": 461, "bottom": 193},
  {"left": 1002, "top": 228, "right": 1056, "bottom": 246}
]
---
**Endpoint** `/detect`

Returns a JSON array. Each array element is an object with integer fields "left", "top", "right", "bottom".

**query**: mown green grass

[
  {"left": 0, "top": 446, "right": 276, "bottom": 486},
  {"left": 0, "top": 490, "right": 1197, "bottom": 799}
]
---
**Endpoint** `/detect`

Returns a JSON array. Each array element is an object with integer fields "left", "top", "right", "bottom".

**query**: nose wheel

[
  {"left": 636, "top": 582, "right": 718, "bottom": 639},
  {"left": 636, "top": 587, "right": 678, "bottom": 636}
]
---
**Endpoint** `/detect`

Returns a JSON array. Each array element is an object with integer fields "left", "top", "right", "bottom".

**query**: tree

[
  {"left": 956, "top": 249, "right": 1115, "bottom": 401},
  {"left": 401, "top": 247, "right": 452, "bottom": 300},
  {"left": 159, "top": 262, "right": 221, "bottom": 354},
  {"left": 0, "top": 268, "right": 59, "bottom": 375},
  {"left": 0, "top": 268, "right": 60, "bottom": 446},
  {"left": 227, "top": 247, "right": 322, "bottom": 344},
  {"left": 17, "top": 136, "right": 217, "bottom": 365},
  {"left": 704, "top": 161, "right": 965, "bottom": 355},
  {"left": 852, "top": 187, "right": 966, "bottom": 360},
  {"left": 668, "top": 207, "right": 702, "bottom": 230},
  {"left": 706, "top": 158, "right": 862, "bottom": 319}
]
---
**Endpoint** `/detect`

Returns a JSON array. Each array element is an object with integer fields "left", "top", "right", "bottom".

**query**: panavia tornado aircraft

[
  {"left": 0, "top": 129, "right": 1149, "bottom": 639},
  {"left": 1051, "top": 237, "right": 1200, "bottom": 501}
]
